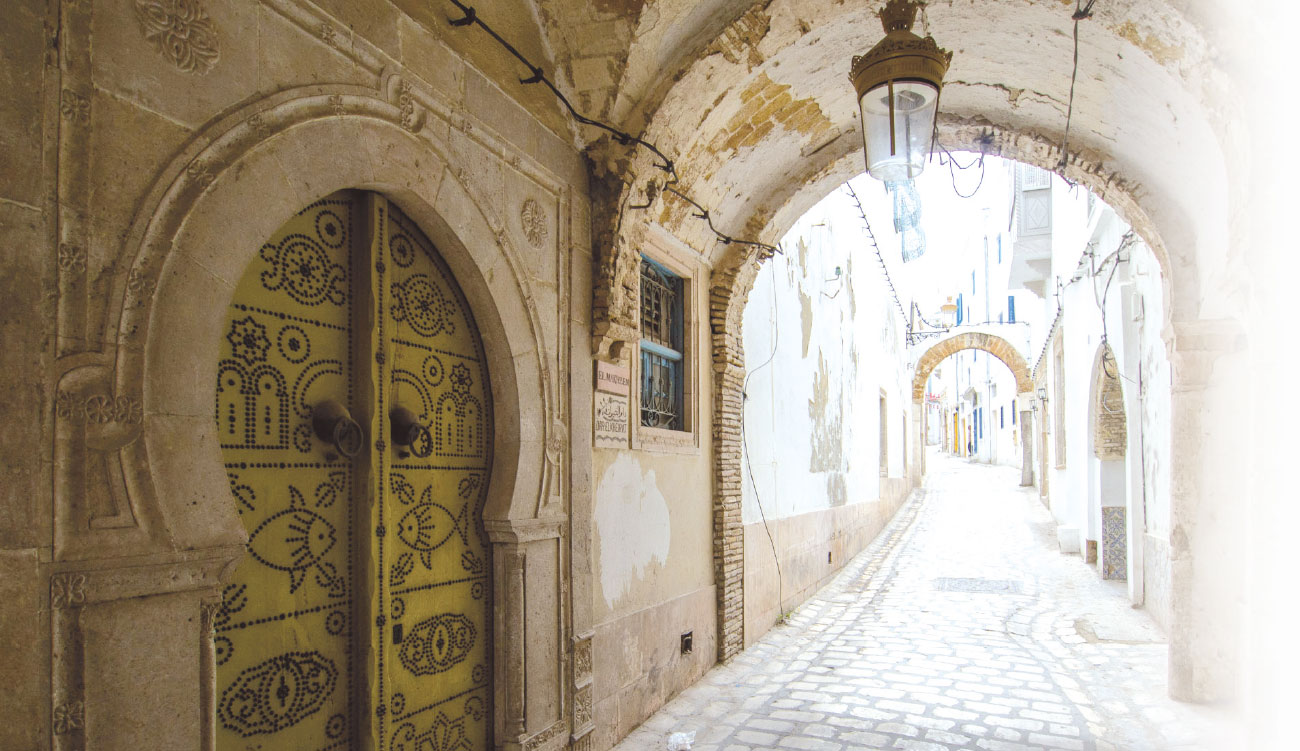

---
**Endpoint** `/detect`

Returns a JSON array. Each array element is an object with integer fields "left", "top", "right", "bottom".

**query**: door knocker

[
  {"left": 390, "top": 406, "right": 432, "bottom": 458},
  {"left": 312, "top": 400, "right": 364, "bottom": 458}
]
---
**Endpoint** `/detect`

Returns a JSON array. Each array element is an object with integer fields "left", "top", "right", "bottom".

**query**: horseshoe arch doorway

[{"left": 213, "top": 190, "right": 493, "bottom": 750}]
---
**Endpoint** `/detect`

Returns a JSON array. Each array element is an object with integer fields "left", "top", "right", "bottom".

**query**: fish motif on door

[{"left": 246, "top": 485, "right": 343, "bottom": 595}]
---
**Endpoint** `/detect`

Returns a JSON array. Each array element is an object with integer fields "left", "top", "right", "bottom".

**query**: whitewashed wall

[
  {"left": 741, "top": 191, "right": 910, "bottom": 523},
  {"left": 738, "top": 188, "right": 913, "bottom": 640},
  {"left": 1036, "top": 196, "right": 1172, "bottom": 624}
]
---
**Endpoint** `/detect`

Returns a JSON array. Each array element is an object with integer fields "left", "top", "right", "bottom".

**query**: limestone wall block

[
  {"left": 143, "top": 413, "right": 245, "bottom": 551},
  {"left": 86, "top": 90, "right": 191, "bottom": 271},
  {"left": 82, "top": 592, "right": 205, "bottom": 751},
  {"left": 0, "top": 0, "right": 49, "bottom": 208},
  {"left": 397, "top": 13, "right": 466, "bottom": 106},
  {"left": 0, "top": 202, "right": 53, "bottom": 547},
  {"left": 312, "top": 0, "right": 403, "bottom": 58},
  {"left": 254, "top": 3, "right": 378, "bottom": 93},
  {"left": 0, "top": 550, "right": 49, "bottom": 750},
  {"left": 92, "top": 0, "right": 258, "bottom": 129}
]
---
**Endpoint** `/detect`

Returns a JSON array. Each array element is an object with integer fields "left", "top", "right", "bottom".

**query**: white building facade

[{"left": 1009, "top": 164, "right": 1173, "bottom": 628}]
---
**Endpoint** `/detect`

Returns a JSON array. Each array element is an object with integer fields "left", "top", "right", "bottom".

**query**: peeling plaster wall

[
  {"left": 589, "top": 444, "right": 716, "bottom": 750},
  {"left": 594, "top": 453, "right": 672, "bottom": 608},
  {"left": 739, "top": 188, "right": 913, "bottom": 640},
  {"left": 589, "top": 260, "right": 716, "bottom": 749}
]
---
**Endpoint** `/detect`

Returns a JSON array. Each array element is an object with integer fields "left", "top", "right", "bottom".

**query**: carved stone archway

[{"left": 57, "top": 85, "right": 576, "bottom": 750}]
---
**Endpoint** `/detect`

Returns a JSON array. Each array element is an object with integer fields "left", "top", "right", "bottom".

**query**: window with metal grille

[{"left": 640, "top": 257, "right": 685, "bottom": 430}]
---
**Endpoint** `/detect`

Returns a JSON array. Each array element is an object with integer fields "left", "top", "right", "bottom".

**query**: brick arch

[
  {"left": 1089, "top": 344, "right": 1128, "bottom": 460},
  {"left": 910, "top": 332, "right": 1034, "bottom": 402}
]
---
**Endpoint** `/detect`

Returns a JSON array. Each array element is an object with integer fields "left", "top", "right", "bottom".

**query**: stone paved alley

[{"left": 612, "top": 453, "right": 1234, "bottom": 751}]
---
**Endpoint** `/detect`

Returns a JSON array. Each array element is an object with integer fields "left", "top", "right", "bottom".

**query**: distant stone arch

[{"left": 911, "top": 332, "right": 1034, "bottom": 401}]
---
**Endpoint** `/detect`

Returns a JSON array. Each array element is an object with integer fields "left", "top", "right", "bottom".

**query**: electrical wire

[
  {"left": 1095, "top": 230, "right": 1137, "bottom": 393},
  {"left": 1057, "top": 0, "right": 1098, "bottom": 171},
  {"left": 843, "top": 182, "right": 907, "bottom": 323},
  {"left": 444, "top": 0, "right": 783, "bottom": 258},
  {"left": 934, "top": 143, "right": 987, "bottom": 199}
]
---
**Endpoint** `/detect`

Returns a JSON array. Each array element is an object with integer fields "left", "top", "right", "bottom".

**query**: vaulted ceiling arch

[{"left": 575, "top": 0, "right": 1241, "bottom": 335}]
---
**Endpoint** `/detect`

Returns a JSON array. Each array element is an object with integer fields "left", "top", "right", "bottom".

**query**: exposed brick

[{"left": 912, "top": 332, "right": 1033, "bottom": 401}]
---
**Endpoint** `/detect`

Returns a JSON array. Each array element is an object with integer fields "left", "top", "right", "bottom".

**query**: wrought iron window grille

[{"left": 640, "top": 258, "right": 685, "bottom": 430}]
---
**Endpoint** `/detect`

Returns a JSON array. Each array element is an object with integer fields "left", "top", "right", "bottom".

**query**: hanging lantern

[
  {"left": 939, "top": 296, "right": 958, "bottom": 328},
  {"left": 850, "top": 0, "right": 952, "bottom": 182}
]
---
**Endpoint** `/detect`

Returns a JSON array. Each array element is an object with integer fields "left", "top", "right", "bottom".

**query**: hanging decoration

[{"left": 887, "top": 179, "right": 927, "bottom": 261}]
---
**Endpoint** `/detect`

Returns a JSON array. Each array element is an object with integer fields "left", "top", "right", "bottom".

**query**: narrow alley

[
  {"left": 612, "top": 453, "right": 1229, "bottom": 751},
  {"left": 5, "top": 2, "right": 1293, "bottom": 748}
]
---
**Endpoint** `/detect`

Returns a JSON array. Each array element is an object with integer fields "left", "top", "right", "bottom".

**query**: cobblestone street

[{"left": 612, "top": 453, "right": 1233, "bottom": 751}]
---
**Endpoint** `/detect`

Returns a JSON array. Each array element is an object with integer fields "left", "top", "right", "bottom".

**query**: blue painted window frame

[{"left": 639, "top": 256, "right": 686, "bottom": 430}]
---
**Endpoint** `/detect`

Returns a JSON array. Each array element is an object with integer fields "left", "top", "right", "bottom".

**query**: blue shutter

[{"left": 1008, "top": 295, "right": 1016, "bottom": 323}]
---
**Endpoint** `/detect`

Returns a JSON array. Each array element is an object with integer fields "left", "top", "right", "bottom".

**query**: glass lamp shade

[
  {"left": 849, "top": 0, "right": 951, "bottom": 183},
  {"left": 858, "top": 79, "right": 938, "bottom": 183}
]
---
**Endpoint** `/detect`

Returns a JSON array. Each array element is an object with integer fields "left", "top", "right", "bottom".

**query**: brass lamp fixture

[{"left": 850, "top": 0, "right": 952, "bottom": 182}]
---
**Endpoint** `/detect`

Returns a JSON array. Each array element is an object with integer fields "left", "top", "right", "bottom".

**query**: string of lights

[
  {"left": 1031, "top": 227, "right": 1134, "bottom": 382},
  {"left": 843, "top": 181, "right": 908, "bottom": 326},
  {"left": 444, "top": 0, "right": 783, "bottom": 258},
  {"left": 1057, "top": 0, "right": 1098, "bottom": 170}
]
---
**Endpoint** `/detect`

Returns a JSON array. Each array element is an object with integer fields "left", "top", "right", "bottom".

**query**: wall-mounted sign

[
  {"left": 595, "top": 361, "right": 631, "bottom": 396},
  {"left": 594, "top": 392, "right": 629, "bottom": 448}
]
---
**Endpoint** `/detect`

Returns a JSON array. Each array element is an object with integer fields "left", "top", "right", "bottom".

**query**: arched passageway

[
  {"left": 1, "top": 1, "right": 1283, "bottom": 749},
  {"left": 579, "top": 0, "right": 1249, "bottom": 704},
  {"left": 909, "top": 333, "right": 1036, "bottom": 488},
  {"left": 1089, "top": 343, "right": 1129, "bottom": 582}
]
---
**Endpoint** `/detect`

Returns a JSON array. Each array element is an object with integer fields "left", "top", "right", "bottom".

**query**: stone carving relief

[
  {"left": 572, "top": 635, "right": 592, "bottom": 681},
  {"left": 573, "top": 685, "right": 592, "bottom": 728},
  {"left": 319, "top": 21, "right": 338, "bottom": 48},
  {"left": 200, "top": 600, "right": 222, "bottom": 635},
  {"left": 57, "top": 244, "right": 87, "bottom": 274},
  {"left": 185, "top": 158, "right": 216, "bottom": 189},
  {"left": 59, "top": 90, "right": 90, "bottom": 124},
  {"left": 50, "top": 574, "right": 88, "bottom": 609},
  {"left": 571, "top": 632, "right": 594, "bottom": 747},
  {"left": 55, "top": 364, "right": 148, "bottom": 548},
  {"left": 521, "top": 198, "right": 548, "bottom": 247},
  {"left": 524, "top": 720, "right": 566, "bottom": 750},
  {"left": 125, "top": 268, "right": 157, "bottom": 303},
  {"left": 56, "top": 392, "right": 143, "bottom": 426},
  {"left": 589, "top": 171, "right": 641, "bottom": 361},
  {"left": 53, "top": 699, "right": 85, "bottom": 735},
  {"left": 383, "top": 72, "right": 426, "bottom": 134},
  {"left": 247, "top": 112, "right": 270, "bottom": 137},
  {"left": 134, "top": 0, "right": 220, "bottom": 74},
  {"left": 540, "top": 420, "right": 567, "bottom": 511}
]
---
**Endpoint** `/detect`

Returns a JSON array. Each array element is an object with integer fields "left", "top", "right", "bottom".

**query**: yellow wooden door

[
  {"left": 373, "top": 200, "right": 492, "bottom": 751},
  {"left": 215, "top": 192, "right": 492, "bottom": 751}
]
